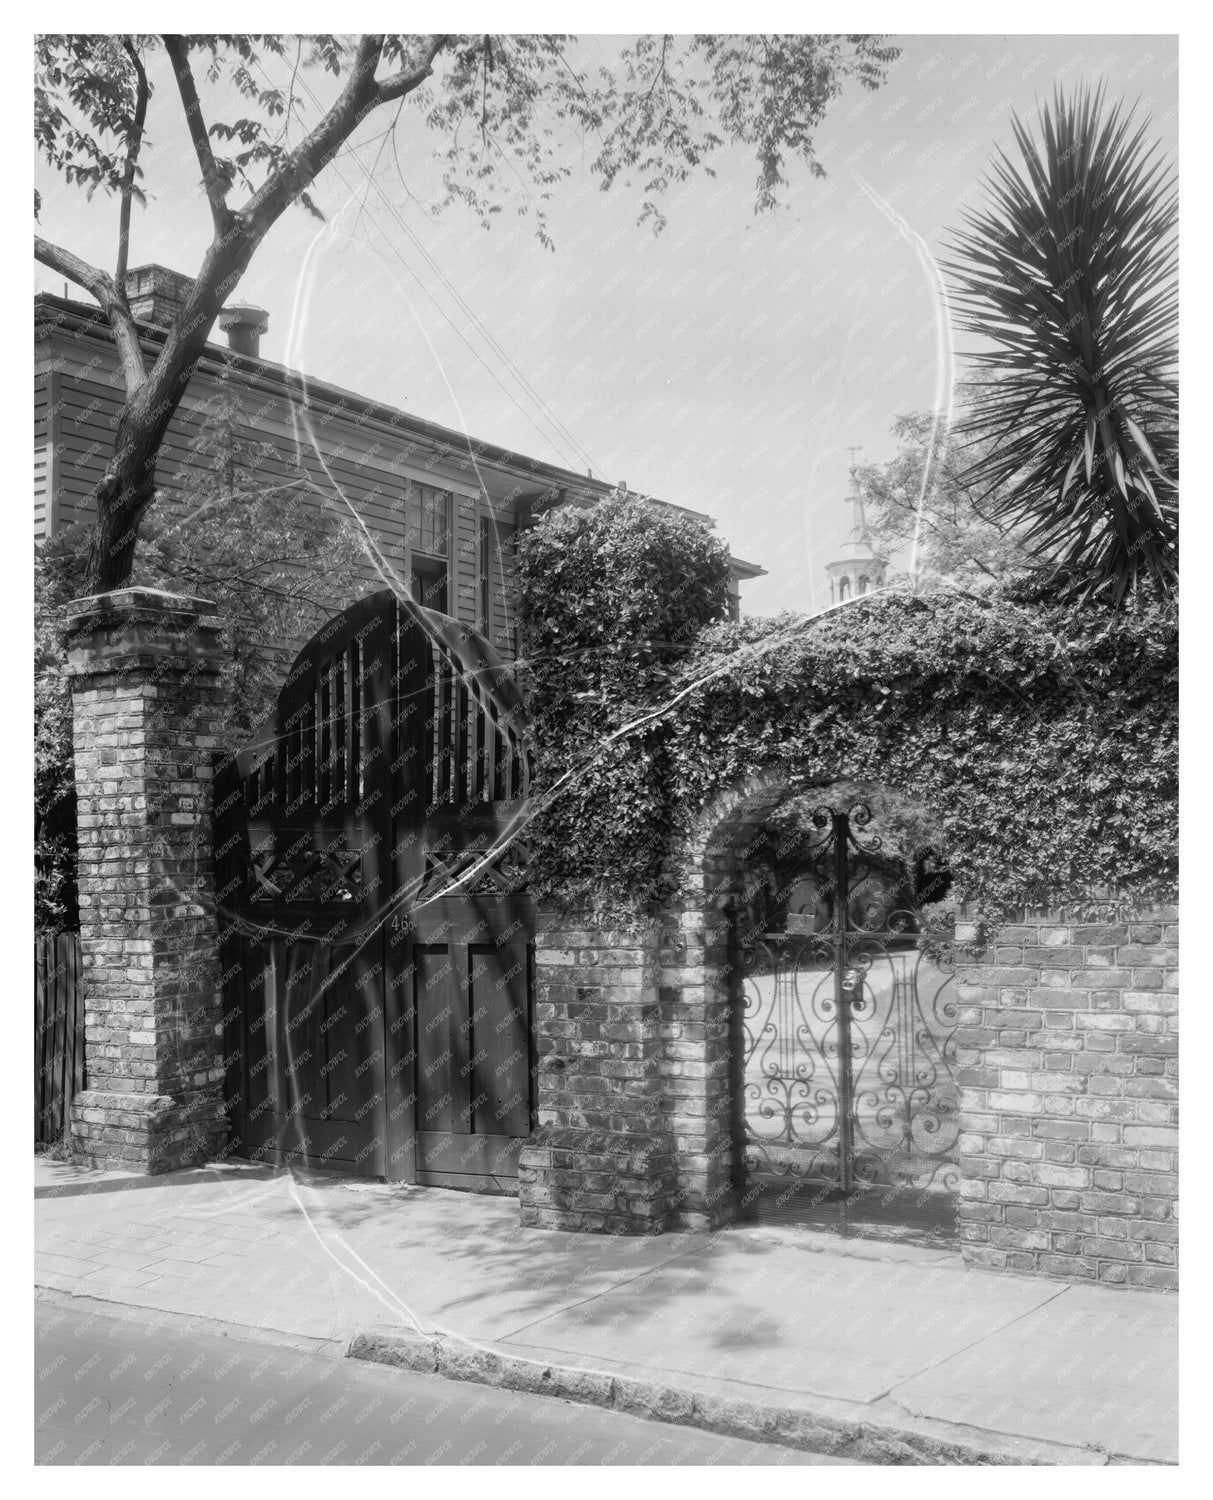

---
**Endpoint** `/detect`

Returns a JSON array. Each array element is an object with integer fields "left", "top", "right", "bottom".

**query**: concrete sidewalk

[{"left": 34, "top": 1157, "right": 1177, "bottom": 1465}]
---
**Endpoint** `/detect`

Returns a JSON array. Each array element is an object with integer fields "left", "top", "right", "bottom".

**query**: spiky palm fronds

[{"left": 945, "top": 84, "right": 1177, "bottom": 604}]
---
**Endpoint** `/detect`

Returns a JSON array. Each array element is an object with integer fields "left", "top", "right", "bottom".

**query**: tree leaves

[{"left": 36, "top": 33, "right": 901, "bottom": 247}]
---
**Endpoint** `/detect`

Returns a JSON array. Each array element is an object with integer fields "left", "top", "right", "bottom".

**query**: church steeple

[{"left": 824, "top": 456, "right": 887, "bottom": 606}]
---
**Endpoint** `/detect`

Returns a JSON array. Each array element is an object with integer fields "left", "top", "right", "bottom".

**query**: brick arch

[
  {"left": 677, "top": 767, "right": 794, "bottom": 871},
  {"left": 661, "top": 768, "right": 959, "bottom": 1229}
]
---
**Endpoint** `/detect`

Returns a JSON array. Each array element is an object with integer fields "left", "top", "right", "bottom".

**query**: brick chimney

[
  {"left": 123, "top": 264, "right": 193, "bottom": 328},
  {"left": 217, "top": 305, "right": 269, "bottom": 360}
]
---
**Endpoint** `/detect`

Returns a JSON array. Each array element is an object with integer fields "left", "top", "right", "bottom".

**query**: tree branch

[
  {"left": 35, "top": 235, "right": 146, "bottom": 391},
  {"left": 236, "top": 35, "right": 386, "bottom": 238},
  {"left": 35, "top": 236, "right": 110, "bottom": 302},
  {"left": 115, "top": 37, "right": 149, "bottom": 286},
  {"left": 375, "top": 35, "right": 450, "bottom": 104},
  {"left": 163, "top": 35, "right": 232, "bottom": 232}
]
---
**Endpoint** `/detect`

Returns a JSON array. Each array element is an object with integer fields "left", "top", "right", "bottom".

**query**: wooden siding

[
  {"left": 38, "top": 322, "right": 535, "bottom": 658},
  {"left": 34, "top": 372, "right": 50, "bottom": 543},
  {"left": 481, "top": 517, "right": 518, "bottom": 655}
]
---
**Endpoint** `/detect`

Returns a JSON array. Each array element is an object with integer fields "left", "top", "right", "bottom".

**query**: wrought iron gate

[
  {"left": 732, "top": 801, "right": 960, "bottom": 1243},
  {"left": 213, "top": 589, "right": 534, "bottom": 1190}
]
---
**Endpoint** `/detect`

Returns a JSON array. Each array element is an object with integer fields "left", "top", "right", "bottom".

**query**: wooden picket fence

[{"left": 35, "top": 933, "right": 83, "bottom": 1144}]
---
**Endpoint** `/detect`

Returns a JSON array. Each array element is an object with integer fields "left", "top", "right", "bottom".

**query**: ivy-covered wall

[
  {"left": 516, "top": 495, "right": 733, "bottom": 914},
  {"left": 517, "top": 500, "right": 1177, "bottom": 923}
]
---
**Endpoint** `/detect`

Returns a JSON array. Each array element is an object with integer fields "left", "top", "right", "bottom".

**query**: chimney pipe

[{"left": 218, "top": 304, "right": 269, "bottom": 360}]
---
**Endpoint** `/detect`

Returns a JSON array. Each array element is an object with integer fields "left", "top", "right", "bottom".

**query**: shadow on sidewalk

[{"left": 34, "top": 1161, "right": 282, "bottom": 1201}]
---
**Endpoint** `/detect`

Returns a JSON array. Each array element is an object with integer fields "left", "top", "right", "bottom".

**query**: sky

[{"left": 33, "top": 31, "right": 1179, "bottom": 617}]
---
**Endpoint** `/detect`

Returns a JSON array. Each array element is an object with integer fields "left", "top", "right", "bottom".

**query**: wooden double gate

[{"left": 214, "top": 590, "right": 535, "bottom": 1191}]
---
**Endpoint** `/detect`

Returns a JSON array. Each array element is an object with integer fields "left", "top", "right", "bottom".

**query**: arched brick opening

[
  {"left": 519, "top": 766, "right": 962, "bottom": 1237},
  {"left": 659, "top": 768, "right": 963, "bottom": 1235}
]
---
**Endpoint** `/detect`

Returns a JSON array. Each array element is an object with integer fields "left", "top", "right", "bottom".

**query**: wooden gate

[{"left": 213, "top": 590, "right": 534, "bottom": 1190}]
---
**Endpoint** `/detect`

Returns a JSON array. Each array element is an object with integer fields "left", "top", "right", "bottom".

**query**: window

[
  {"left": 858, "top": 574, "right": 869, "bottom": 595},
  {"left": 411, "top": 555, "right": 447, "bottom": 614},
  {"left": 408, "top": 482, "right": 450, "bottom": 613},
  {"left": 410, "top": 483, "right": 449, "bottom": 558},
  {"left": 838, "top": 575, "right": 851, "bottom": 602}
]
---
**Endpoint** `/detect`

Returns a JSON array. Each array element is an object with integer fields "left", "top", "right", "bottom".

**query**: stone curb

[{"left": 346, "top": 1327, "right": 1137, "bottom": 1466}]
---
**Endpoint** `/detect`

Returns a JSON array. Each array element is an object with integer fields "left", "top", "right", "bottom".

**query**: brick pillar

[
  {"left": 658, "top": 879, "right": 744, "bottom": 1230},
  {"left": 954, "top": 907, "right": 1178, "bottom": 1290},
  {"left": 518, "top": 915, "right": 678, "bottom": 1233},
  {"left": 65, "top": 589, "right": 228, "bottom": 1172}
]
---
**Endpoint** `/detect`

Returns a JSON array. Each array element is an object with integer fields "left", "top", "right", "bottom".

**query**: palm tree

[{"left": 945, "top": 84, "right": 1177, "bottom": 605}]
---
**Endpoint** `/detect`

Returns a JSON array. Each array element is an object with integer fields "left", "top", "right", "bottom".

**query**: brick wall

[
  {"left": 955, "top": 910, "right": 1178, "bottom": 1290},
  {"left": 518, "top": 917, "right": 679, "bottom": 1233}
]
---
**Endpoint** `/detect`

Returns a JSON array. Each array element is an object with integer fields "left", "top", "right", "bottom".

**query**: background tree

[
  {"left": 35, "top": 32, "right": 899, "bottom": 594},
  {"left": 944, "top": 84, "right": 1177, "bottom": 605},
  {"left": 853, "top": 407, "right": 1043, "bottom": 588}
]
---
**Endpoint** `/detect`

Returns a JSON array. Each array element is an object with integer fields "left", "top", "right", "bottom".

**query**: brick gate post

[
  {"left": 65, "top": 589, "right": 228, "bottom": 1172},
  {"left": 518, "top": 914, "right": 678, "bottom": 1233}
]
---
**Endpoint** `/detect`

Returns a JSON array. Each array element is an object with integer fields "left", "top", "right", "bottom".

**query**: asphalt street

[{"left": 35, "top": 1296, "right": 846, "bottom": 1466}]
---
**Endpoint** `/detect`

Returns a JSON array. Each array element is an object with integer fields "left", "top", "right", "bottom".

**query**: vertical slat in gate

[
  {"left": 51, "top": 935, "right": 68, "bottom": 1140},
  {"left": 490, "top": 705, "right": 506, "bottom": 802},
  {"left": 62, "top": 934, "right": 78, "bottom": 1132},
  {"left": 318, "top": 666, "right": 331, "bottom": 809},
  {"left": 438, "top": 647, "right": 454, "bottom": 806},
  {"left": 34, "top": 933, "right": 83, "bottom": 1145},
  {"left": 455, "top": 681, "right": 470, "bottom": 804},
  {"left": 468, "top": 684, "right": 483, "bottom": 802},
  {"left": 34, "top": 939, "right": 45, "bottom": 1142},
  {"left": 336, "top": 653, "right": 348, "bottom": 805},
  {"left": 71, "top": 934, "right": 84, "bottom": 1104}
]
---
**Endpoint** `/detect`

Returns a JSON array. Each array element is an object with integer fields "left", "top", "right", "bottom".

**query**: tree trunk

[
  {"left": 81, "top": 393, "right": 183, "bottom": 593},
  {"left": 80, "top": 240, "right": 256, "bottom": 594},
  {"left": 83, "top": 470, "right": 157, "bottom": 593}
]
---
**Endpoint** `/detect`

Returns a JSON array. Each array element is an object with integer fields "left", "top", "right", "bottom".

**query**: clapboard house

[{"left": 35, "top": 264, "right": 760, "bottom": 657}]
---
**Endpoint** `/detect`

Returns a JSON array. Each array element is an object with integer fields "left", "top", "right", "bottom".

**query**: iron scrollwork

[{"left": 734, "top": 802, "right": 960, "bottom": 1239}]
